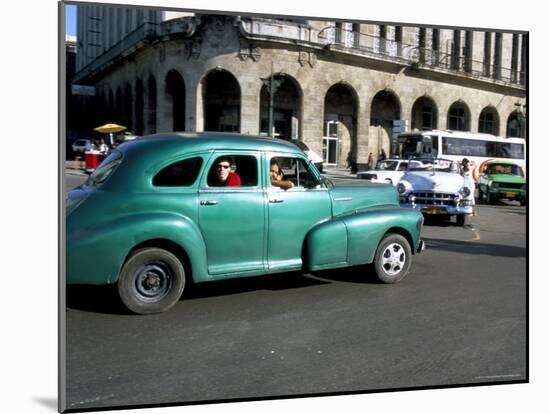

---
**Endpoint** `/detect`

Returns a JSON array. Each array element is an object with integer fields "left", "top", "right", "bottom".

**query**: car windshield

[
  {"left": 486, "top": 163, "right": 522, "bottom": 175},
  {"left": 375, "top": 160, "right": 399, "bottom": 171},
  {"left": 75, "top": 140, "right": 87, "bottom": 145},
  {"left": 85, "top": 150, "right": 123, "bottom": 187},
  {"left": 408, "top": 158, "right": 459, "bottom": 173}
]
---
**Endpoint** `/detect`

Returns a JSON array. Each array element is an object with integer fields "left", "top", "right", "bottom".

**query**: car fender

[
  {"left": 304, "top": 206, "right": 422, "bottom": 271},
  {"left": 66, "top": 212, "right": 208, "bottom": 285}
]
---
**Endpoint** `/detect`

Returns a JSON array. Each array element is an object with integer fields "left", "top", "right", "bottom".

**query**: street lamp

[{"left": 261, "top": 62, "right": 283, "bottom": 137}]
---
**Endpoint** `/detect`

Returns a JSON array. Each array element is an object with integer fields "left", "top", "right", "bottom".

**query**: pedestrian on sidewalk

[{"left": 367, "top": 152, "right": 374, "bottom": 170}]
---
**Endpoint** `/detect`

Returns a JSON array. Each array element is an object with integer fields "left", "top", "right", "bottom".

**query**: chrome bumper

[
  {"left": 401, "top": 203, "right": 473, "bottom": 215},
  {"left": 417, "top": 239, "right": 425, "bottom": 254}
]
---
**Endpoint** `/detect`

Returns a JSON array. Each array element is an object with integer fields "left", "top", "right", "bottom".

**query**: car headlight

[
  {"left": 397, "top": 182, "right": 409, "bottom": 194},
  {"left": 459, "top": 186, "right": 471, "bottom": 197}
]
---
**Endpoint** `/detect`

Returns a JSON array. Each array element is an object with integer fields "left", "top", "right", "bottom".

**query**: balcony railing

[{"left": 317, "top": 26, "right": 525, "bottom": 87}]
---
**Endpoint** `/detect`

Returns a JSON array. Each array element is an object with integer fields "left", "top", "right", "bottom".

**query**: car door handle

[
  {"left": 200, "top": 200, "right": 219, "bottom": 206},
  {"left": 269, "top": 198, "right": 284, "bottom": 204}
]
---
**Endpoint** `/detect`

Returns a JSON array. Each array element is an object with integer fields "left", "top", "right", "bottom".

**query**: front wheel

[
  {"left": 373, "top": 234, "right": 412, "bottom": 283},
  {"left": 118, "top": 248, "right": 185, "bottom": 314}
]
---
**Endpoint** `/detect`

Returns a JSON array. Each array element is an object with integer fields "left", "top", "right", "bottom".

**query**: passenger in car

[
  {"left": 270, "top": 159, "right": 294, "bottom": 190},
  {"left": 212, "top": 157, "right": 241, "bottom": 187}
]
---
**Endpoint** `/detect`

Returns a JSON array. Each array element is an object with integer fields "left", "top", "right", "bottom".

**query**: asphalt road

[{"left": 63, "top": 174, "right": 527, "bottom": 410}]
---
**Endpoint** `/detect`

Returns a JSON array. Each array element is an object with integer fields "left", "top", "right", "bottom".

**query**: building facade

[{"left": 72, "top": 5, "right": 527, "bottom": 169}]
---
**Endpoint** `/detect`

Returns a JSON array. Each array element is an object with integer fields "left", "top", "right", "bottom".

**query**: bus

[{"left": 396, "top": 130, "right": 526, "bottom": 180}]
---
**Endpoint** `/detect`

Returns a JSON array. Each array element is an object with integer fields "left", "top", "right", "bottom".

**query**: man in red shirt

[{"left": 213, "top": 157, "right": 241, "bottom": 186}]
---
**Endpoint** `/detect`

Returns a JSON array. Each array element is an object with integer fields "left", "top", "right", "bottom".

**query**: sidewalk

[
  {"left": 65, "top": 160, "right": 87, "bottom": 176},
  {"left": 322, "top": 166, "right": 359, "bottom": 179}
]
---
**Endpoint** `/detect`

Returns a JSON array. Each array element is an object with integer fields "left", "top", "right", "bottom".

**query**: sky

[{"left": 66, "top": 4, "right": 76, "bottom": 36}]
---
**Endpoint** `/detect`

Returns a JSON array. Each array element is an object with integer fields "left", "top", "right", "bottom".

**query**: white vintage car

[
  {"left": 357, "top": 159, "right": 423, "bottom": 185},
  {"left": 397, "top": 158, "right": 474, "bottom": 226}
]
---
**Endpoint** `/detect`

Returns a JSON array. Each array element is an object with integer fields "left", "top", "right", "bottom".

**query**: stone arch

[
  {"left": 370, "top": 89, "right": 402, "bottom": 158},
  {"left": 201, "top": 68, "right": 241, "bottom": 132},
  {"left": 478, "top": 105, "right": 500, "bottom": 135},
  {"left": 115, "top": 87, "right": 123, "bottom": 126},
  {"left": 411, "top": 95, "right": 438, "bottom": 130},
  {"left": 108, "top": 89, "right": 115, "bottom": 123},
  {"left": 146, "top": 75, "right": 157, "bottom": 134},
  {"left": 323, "top": 82, "right": 359, "bottom": 168},
  {"left": 506, "top": 110, "right": 526, "bottom": 138},
  {"left": 123, "top": 83, "right": 133, "bottom": 131},
  {"left": 165, "top": 69, "right": 186, "bottom": 131},
  {"left": 447, "top": 100, "right": 471, "bottom": 131},
  {"left": 134, "top": 78, "right": 144, "bottom": 135},
  {"left": 259, "top": 72, "right": 303, "bottom": 140}
]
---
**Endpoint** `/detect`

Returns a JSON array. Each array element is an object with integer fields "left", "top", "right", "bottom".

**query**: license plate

[
  {"left": 423, "top": 207, "right": 441, "bottom": 214},
  {"left": 506, "top": 192, "right": 515, "bottom": 198}
]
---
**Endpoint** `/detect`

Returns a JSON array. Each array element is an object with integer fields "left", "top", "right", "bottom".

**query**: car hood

[
  {"left": 401, "top": 171, "right": 465, "bottom": 193},
  {"left": 329, "top": 181, "right": 398, "bottom": 216},
  {"left": 488, "top": 174, "right": 525, "bottom": 184}
]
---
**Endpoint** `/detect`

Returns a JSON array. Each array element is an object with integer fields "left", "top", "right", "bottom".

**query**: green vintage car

[
  {"left": 66, "top": 133, "right": 425, "bottom": 314},
  {"left": 476, "top": 160, "right": 526, "bottom": 206}
]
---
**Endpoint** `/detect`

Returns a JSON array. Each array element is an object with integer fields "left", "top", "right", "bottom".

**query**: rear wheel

[
  {"left": 373, "top": 234, "right": 412, "bottom": 283},
  {"left": 118, "top": 248, "right": 185, "bottom": 314}
]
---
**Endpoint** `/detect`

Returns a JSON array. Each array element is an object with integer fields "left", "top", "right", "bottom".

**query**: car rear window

[{"left": 153, "top": 157, "right": 203, "bottom": 187}]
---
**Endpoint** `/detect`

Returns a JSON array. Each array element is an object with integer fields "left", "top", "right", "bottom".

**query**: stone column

[
  {"left": 239, "top": 77, "right": 261, "bottom": 135},
  {"left": 300, "top": 83, "right": 324, "bottom": 156},
  {"left": 356, "top": 96, "right": 371, "bottom": 170},
  {"left": 155, "top": 69, "right": 173, "bottom": 133},
  {"left": 185, "top": 74, "right": 200, "bottom": 132}
]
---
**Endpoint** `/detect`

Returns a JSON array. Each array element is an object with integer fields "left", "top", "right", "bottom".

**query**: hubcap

[
  {"left": 381, "top": 243, "right": 406, "bottom": 276},
  {"left": 133, "top": 263, "right": 172, "bottom": 302}
]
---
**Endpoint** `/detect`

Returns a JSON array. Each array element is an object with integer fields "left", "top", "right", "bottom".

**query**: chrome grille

[
  {"left": 499, "top": 182, "right": 523, "bottom": 190},
  {"left": 412, "top": 191, "right": 456, "bottom": 206}
]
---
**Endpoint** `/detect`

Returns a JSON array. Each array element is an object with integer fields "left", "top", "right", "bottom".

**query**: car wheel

[
  {"left": 486, "top": 191, "right": 494, "bottom": 205},
  {"left": 373, "top": 234, "right": 412, "bottom": 284},
  {"left": 118, "top": 248, "right": 185, "bottom": 314},
  {"left": 456, "top": 214, "right": 466, "bottom": 227}
]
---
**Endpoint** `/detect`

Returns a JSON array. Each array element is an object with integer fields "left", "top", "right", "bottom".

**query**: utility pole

[{"left": 261, "top": 61, "right": 282, "bottom": 137}]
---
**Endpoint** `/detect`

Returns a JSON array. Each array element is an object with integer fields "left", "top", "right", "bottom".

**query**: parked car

[
  {"left": 66, "top": 133, "right": 425, "bottom": 314},
  {"left": 357, "top": 158, "right": 423, "bottom": 185},
  {"left": 290, "top": 139, "right": 324, "bottom": 172},
  {"left": 115, "top": 132, "right": 139, "bottom": 142},
  {"left": 397, "top": 157, "right": 474, "bottom": 226},
  {"left": 476, "top": 160, "right": 526, "bottom": 206},
  {"left": 71, "top": 139, "right": 94, "bottom": 153}
]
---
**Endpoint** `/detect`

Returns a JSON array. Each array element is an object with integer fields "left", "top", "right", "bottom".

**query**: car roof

[
  {"left": 486, "top": 159, "right": 520, "bottom": 165},
  {"left": 121, "top": 132, "right": 300, "bottom": 154}
]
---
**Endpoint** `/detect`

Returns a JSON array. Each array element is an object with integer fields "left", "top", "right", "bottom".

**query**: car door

[
  {"left": 266, "top": 153, "right": 332, "bottom": 271},
  {"left": 198, "top": 152, "right": 266, "bottom": 276}
]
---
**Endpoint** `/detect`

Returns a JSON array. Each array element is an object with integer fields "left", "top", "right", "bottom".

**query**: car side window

[
  {"left": 153, "top": 157, "right": 203, "bottom": 187},
  {"left": 398, "top": 162, "right": 408, "bottom": 171},
  {"left": 207, "top": 155, "right": 258, "bottom": 187},
  {"left": 271, "top": 156, "right": 320, "bottom": 189}
]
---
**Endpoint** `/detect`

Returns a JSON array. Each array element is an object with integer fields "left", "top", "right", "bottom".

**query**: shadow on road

[
  {"left": 424, "top": 237, "right": 526, "bottom": 258},
  {"left": 66, "top": 272, "right": 331, "bottom": 314},
  {"left": 183, "top": 271, "right": 329, "bottom": 300},
  {"left": 309, "top": 264, "right": 383, "bottom": 284},
  {"left": 66, "top": 284, "right": 131, "bottom": 315}
]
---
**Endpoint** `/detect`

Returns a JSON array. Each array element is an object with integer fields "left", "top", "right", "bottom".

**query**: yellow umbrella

[{"left": 93, "top": 123, "right": 127, "bottom": 133}]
